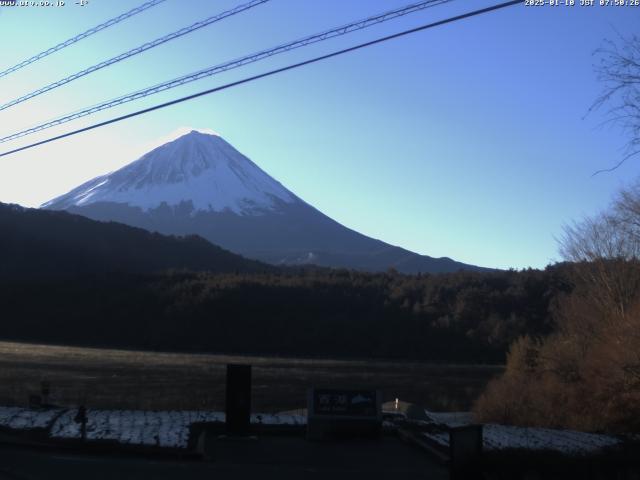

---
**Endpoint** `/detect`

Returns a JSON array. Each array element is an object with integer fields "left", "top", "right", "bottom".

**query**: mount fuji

[{"left": 43, "top": 129, "right": 482, "bottom": 273}]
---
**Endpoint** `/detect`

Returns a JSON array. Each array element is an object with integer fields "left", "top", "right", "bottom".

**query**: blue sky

[{"left": 0, "top": 0, "right": 638, "bottom": 269}]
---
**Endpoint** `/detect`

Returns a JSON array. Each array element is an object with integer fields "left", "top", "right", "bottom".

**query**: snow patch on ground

[
  {"left": 50, "top": 410, "right": 225, "bottom": 448},
  {"left": 480, "top": 424, "right": 621, "bottom": 454},
  {"left": 50, "top": 409, "right": 81, "bottom": 438},
  {"left": 251, "top": 413, "right": 306, "bottom": 426},
  {"left": 0, "top": 406, "right": 62, "bottom": 430},
  {"left": 421, "top": 410, "right": 621, "bottom": 456},
  {"left": 47, "top": 409, "right": 305, "bottom": 449},
  {"left": 424, "top": 410, "right": 474, "bottom": 428}
]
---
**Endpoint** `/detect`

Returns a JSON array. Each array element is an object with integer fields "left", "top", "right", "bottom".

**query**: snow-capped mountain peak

[
  {"left": 42, "top": 130, "right": 296, "bottom": 214},
  {"left": 42, "top": 127, "right": 484, "bottom": 274}
]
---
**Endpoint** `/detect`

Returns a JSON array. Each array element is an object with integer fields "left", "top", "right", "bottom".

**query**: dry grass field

[{"left": 0, "top": 341, "right": 503, "bottom": 412}]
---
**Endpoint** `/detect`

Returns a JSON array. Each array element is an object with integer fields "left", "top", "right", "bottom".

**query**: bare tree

[
  {"left": 560, "top": 183, "right": 640, "bottom": 319},
  {"left": 475, "top": 184, "right": 640, "bottom": 432},
  {"left": 591, "top": 34, "right": 640, "bottom": 175}
]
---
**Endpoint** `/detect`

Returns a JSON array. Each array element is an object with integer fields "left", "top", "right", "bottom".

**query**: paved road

[{"left": 0, "top": 436, "right": 449, "bottom": 480}]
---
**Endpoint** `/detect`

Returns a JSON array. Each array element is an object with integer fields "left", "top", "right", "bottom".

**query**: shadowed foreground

[{"left": 0, "top": 437, "right": 448, "bottom": 480}]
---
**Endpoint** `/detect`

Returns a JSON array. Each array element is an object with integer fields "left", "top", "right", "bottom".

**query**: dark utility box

[{"left": 226, "top": 364, "right": 252, "bottom": 435}]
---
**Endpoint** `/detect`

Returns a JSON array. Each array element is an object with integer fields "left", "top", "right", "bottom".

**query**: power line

[
  {"left": 0, "top": 0, "right": 523, "bottom": 159},
  {"left": 0, "top": 0, "right": 270, "bottom": 112},
  {"left": 0, "top": 0, "right": 167, "bottom": 79},
  {"left": 0, "top": 0, "right": 452, "bottom": 144}
]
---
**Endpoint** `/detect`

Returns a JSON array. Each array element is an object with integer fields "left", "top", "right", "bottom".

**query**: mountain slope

[
  {"left": 44, "top": 130, "right": 486, "bottom": 274},
  {"left": 0, "top": 202, "right": 271, "bottom": 278}
]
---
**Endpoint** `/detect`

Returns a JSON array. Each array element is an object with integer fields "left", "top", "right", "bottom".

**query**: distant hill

[
  {"left": 0, "top": 203, "right": 567, "bottom": 363},
  {"left": 0, "top": 202, "right": 271, "bottom": 277}
]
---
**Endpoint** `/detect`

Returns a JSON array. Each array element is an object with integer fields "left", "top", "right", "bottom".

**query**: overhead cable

[
  {"left": 0, "top": 0, "right": 452, "bottom": 143},
  {"left": 0, "top": 0, "right": 168, "bottom": 79},
  {"left": 0, "top": 0, "right": 524, "bottom": 158},
  {"left": 0, "top": 0, "right": 270, "bottom": 111}
]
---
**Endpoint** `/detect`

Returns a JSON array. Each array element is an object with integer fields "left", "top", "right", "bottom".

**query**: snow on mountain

[{"left": 42, "top": 130, "right": 296, "bottom": 215}]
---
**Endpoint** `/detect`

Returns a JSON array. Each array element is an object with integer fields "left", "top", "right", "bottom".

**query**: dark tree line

[{"left": 0, "top": 266, "right": 571, "bottom": 363}]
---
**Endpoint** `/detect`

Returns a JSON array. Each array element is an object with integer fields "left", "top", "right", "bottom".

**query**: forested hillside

[
  {"left": 1, "top": 267, "right": 570, "bottom": 363},
  {"left": 0, "top": 203, "right": 272, "bottom": 277}
]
